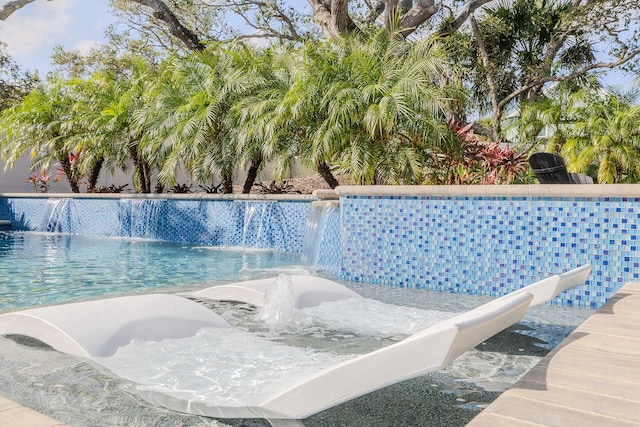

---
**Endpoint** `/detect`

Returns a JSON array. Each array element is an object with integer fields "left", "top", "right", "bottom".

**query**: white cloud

[
  {"left": 73, "top": 39, "right": 100, "bottom": 55},
  {"left": 0, "top": 0, "right": 75, "bottom": 56}
]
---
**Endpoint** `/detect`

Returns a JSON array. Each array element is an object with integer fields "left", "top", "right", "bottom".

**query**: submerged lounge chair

[
  {"left": 0, "top": 265, "right": 591, "bottom": 423},
  {"left": 191, "top": 274, "right": 364, "bottom": 308}
]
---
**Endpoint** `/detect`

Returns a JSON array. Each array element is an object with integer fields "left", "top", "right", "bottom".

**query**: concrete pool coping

[
  {"left": 7, "top": 183, "right": 640, "bottom": 200},
  {"left": 468, "top": 281, "right": 640, "bottom": 426},
  {"left": 335, "top": 183, "right": 640, "bottom": 197}
]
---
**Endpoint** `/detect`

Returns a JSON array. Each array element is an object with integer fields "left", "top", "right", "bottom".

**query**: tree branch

[
  {"left": 439, "top": 0, "right": 493, "bottom": 35},
  {"left": 0, "top": 0, "right": 43, "bottom": 21},
  {"left": 399, "top": 0, "right": 438, "bottom": 36},
  {"left": 130, "top": 0, "right": 205, "bottom": 51},
  {"left": 498, "top": 49, "right": 640, "bottom": 111}
]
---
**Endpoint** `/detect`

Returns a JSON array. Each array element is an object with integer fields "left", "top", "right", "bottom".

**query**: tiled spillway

[{"left": 469, "top": 282, "right": 640, "bottom": 427}]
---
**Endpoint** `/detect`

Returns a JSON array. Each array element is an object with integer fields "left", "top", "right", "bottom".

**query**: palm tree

[
  {"left": 562, "top": 89, "right": 640, "bottom": 183},
  {"left": 96, "top": 60, "right": 159, "bottom": 193},
  {"left": 469, "top": 0, "right": 595, "bottom": 139},
  {"left": 301, "top": 30, "right": 456, "bottom": 185},
  {"left": 139, "top": 45, "right": 266, "bottom": 193},
  {"left": 0, "top": 78, "right": 84, "bottom": 192},
  {"left": 515, "top": 84, "right": 640, "bottom": 183},
  {"left": 233, "top": 44, "right": 300, "bottom": 193}
]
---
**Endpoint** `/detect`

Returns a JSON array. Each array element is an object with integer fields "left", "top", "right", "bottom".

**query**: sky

[
  {"left": 0, "top": 0, "right": 637, "bottom": 86},
  {"left": 0, "top": 0, "right": 115, "bottom": 74}
]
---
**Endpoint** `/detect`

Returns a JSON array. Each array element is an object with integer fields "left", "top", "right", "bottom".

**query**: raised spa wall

[{"left": 2, "top": 184, "right": 640, "bottom": 309}]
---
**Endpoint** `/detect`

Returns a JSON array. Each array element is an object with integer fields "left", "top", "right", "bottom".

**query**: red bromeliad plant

[
  {"left": 427, "top": 119, "right": 528, "bottom": 185},
  {"left": 25, "top": 170, "right": 51, "bottom": 193},
  {"left": 54, "top": 150, "right": 86, "bottom": 191}
]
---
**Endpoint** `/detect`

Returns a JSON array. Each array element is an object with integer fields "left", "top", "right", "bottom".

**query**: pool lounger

[
  {"left": 191, "top": 274, "right": 364, "bottom": 308},
  {"left": 191, "top": 264, "right": 591, "bottom": 309},
  {"left": 0, "top": 265, "right": 591, "bottom": 422}
]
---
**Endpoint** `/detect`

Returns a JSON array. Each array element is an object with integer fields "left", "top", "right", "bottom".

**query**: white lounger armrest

[
  {"left": 507, "top": 264, "right": 591, "bottom": 307},
  {"left": 257, "top": 291, "right": 533, "bottom": 419}
]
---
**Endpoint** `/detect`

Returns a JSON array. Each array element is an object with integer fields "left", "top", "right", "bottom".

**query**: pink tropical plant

[
  {"left": 54, "top": 150, "right": 86, "bottom": 189},
  {"left": 427, "top": 119, "right": 528, "bottom": 185},
  {"left": 25, "top": 170, "right": 51, "bottom": 193}
]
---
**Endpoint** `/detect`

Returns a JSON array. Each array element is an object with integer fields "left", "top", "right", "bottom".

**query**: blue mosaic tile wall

[
  {"left": 3, "top": 193, "right": 637, "bottom": 308},
  {"left": 0, "top": 197, "right": 310, "bottom": 252},
  {"left": 315, "top": 204, "right": 342, "bottom": 276},
  {"left": 338, "top": 195, "right": 640, "bottom": 309}
]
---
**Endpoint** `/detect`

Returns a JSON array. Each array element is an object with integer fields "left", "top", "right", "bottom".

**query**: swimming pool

[
  {"left": 0, "top": 231, "right": 301, "bottom": 312},
  {"left": 0, "top": 232, "right": 594, "bottom": 426}
]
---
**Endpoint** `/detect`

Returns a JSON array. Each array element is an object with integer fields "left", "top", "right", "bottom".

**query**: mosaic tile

[
  {"left": 0, "top": 197, "right": 310, "bottom": 252},
  {"left": 336, "top": 195, "right": 639, "bottom": 308},
  {"left": 2, "top": 193, "right": 637, "bottom": 308}
]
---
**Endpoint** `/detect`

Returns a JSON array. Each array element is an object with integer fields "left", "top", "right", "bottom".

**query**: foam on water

[
  {"left": 298, "top": 298, "right": 457, "bottom": 337},
  {"left": 94, "top": 328, "right": 354, "bottom": 407}
]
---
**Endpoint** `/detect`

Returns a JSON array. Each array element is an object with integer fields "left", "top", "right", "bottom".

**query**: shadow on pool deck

[{"left": 468, "top": 283, "right": 640, "bottom": 426}]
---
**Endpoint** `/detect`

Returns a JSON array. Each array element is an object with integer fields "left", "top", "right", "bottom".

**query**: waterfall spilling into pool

[
  {"left": 10, "top": 197, "right": 312, "bottom": 253},
  {"left": 240, "top": 201, "right": 289, "bottom": 249},
  {"left": 301, "top": 200, "right": 340, "bottom": 269},
  {"left": 119, "top": 199, "right": 164, "bottom": 239},
  {"left": 39, "top": 198, "right": 81, "bottom": 233}
]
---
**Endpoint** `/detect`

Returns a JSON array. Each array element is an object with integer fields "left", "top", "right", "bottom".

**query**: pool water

[
  {"left": 0, "top": 231, "right": 300, "bottom": 312},
  {"left": 0, "top": 232, "right": 594, "bottom": 426}
]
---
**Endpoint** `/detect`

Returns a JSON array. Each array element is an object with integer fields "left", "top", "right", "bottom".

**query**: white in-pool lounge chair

[
  {"left": 0, "top": 265, "right": 591, "bottom": 423},
  {"left": 192, "top": 264, "right": 591, "bottom": 309},
  {"left": 191, "top": 274, "right": 364, "bottom": 308}
]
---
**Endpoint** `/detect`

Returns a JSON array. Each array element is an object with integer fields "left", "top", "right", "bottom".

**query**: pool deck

[
  {"left": 468, "top": 281, "right": 640, "bottom": 427},
  {"left": 3, "top": 282, "right": 640, "bottom": 427},
  {"left": 0, "top": 395, "right": 69, "bottom": 427}
]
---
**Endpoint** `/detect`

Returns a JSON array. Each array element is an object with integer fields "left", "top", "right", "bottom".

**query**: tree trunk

[
  {"left": 222, "top": 172, "right": 234, "bottom": 194},
  {"left": 142, "top": 162, "right": 152, "bottom": 193},
  {"left": 86, "top": 156, "right": 104, "bottom": 192},
  {"left": 306, "top": 0, "right": 359, "bottom": 38},
  {"left": 317, "top": 161, "right": 339, "bottom": 189},
  {"left": 130, "top": 0, "right": 205, "bottom": 51},
  {"left": 470, "top": 14, "right": 501, "bottom": 140},
  {"left": 242, "top": 155, "right": 263, "bottom": 194},
  {"left": 129, "top": 145, "right": 147, "bottom": 193},
  {"left": 57, "top": 152, "right": 80, "bottom": 193}
]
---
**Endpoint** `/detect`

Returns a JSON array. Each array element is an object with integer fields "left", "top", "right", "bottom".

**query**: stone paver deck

[
  {"left": 468, "top": 282, "right": 640, "bottom": 427},
  {"left": 0, "top": 395, "right": 69, "bottom": 427}
]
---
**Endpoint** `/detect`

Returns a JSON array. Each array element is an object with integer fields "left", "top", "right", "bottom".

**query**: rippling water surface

[{"left": 0, "top": 232, "right": 594, "bottom": 426}]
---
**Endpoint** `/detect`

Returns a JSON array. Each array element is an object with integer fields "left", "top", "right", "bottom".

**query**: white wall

[
  {"left": 0, "top": 155, "right": 130, "bottom": 193},
  {"left": 1, "top": 154, "right": 314, "bottom": 194}
]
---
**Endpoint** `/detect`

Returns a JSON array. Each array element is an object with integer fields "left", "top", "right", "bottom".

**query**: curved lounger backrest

[
  {"left": 192, "top": 275, "right": 363, "bottom": 308},
  {"left": 257, "top": 291, "right": 533, "bottom": 420},
  {"left": 0, "top": 294, "right": 232, "bottom": 358}
]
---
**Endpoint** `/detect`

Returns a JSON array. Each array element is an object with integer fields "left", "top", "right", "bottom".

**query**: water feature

[
  {"left": 254, "top": 274, "right": 296, "bottom": 327},
  {"left": 38, "top": 199, "right": 81, "bottom": 233},
  {"left": 119, "top": 199, "right": 164, "bottom": 239},
  {"left": 301, "top": 200, "right": 339, "bottom": 267},
  {"left": 241, "top": 202, "right": 289, "bottom": 250}
]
